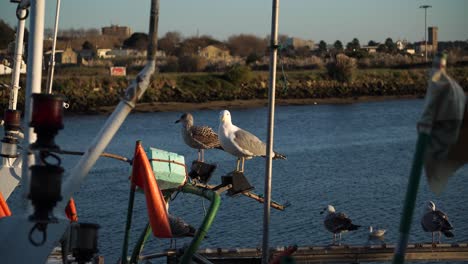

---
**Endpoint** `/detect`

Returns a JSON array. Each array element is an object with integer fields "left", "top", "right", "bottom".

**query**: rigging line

[
  {"left": 39, "top": 151, "right": 61, "bottom": 166},
  {"left": 53, "top": 149, "right": 131, "bottom": 164},
  {"left": 201, "top": 197, "right": 207, "bottom": 216},
  {"left": 277, "top": 43, "right": 289, "bottom": 95},
  {"left": 45, "top": 0, "right": 61, "bottom": 95}
]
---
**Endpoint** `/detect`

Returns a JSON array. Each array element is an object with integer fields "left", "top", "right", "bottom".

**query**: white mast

[
  {"left": 20, "top": 0, "right": 44, "bottom": 201},
  {"left": 262, "top": 0, "right": 280, "bottom": 263}
]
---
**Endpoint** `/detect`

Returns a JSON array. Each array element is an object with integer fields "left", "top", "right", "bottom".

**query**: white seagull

[
  {"left": 368, "top": 226, "right": 386, "bottom": 240},
  {"left": 218, "top": 110, "right": 286, "bottom": 172},
  {"left": 175, "top": 113, "right": 223, "bottom": 162}
]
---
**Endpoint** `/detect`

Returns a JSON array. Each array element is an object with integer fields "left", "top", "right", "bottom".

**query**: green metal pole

[
  {"left": 121, "top": 184, "right": 137, "bottom": 264},
  {"left": 393, "top": 133, "right": 430, "bottom": 264},
  {"left": 129, "top": 222, "right": 152, "bottom": 264},
  {"left": 179, "top": 184, "right": 221, "bottom": 264}
]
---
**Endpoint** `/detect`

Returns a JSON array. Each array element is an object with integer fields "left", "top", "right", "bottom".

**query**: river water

[{"left": 8, "top": 99, "right": 468, "bottom": 263}]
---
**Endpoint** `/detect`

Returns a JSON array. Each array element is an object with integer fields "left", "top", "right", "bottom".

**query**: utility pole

[{"left": 419, "top": 5, "right": 432, "bottom": 62}]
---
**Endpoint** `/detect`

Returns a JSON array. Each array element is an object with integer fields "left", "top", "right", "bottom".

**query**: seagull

[
  {"left": 175, "top": 113, "right": 223, "bottom": 162},
  {"left": 421, "top": 201, "right": 454, "bottom": 244},
  {"left": 217, "top": 110, "right": 286, "bottom": 172},
  {"left": 368, "top": 226, "right": 386, "bottom": 241},
  {"left": 168, "top": 214, "right": 196, "bottom": 237},
  {"left": 320, "top": 205, "right": 360, "bottom": 245}
]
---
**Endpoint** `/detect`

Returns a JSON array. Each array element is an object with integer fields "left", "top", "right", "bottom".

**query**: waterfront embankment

[{"left": 1, "top": 66, "right": 467, "bottom": 114}]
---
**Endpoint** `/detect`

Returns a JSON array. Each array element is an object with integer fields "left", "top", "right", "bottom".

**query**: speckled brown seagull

[{"left": 175, "top": 113, "right": 223, "bottom": 162}]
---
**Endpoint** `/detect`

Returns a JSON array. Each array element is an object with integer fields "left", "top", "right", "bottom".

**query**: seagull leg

[
  {"left": 197, "top": 149, "right": 201, "bottom": 161},
  {"left": 432, "top": 232, "right": 435, "bottom": 244},
  {"left": 240, "top": 157, "right": 245, "bottom": 173},
  {"left": 339, "top": 233, "right": 342, "bottom": 245},
  {"left": 201, "top": 149, "right": 205, "bottom": 162},
  {"left": 236, "top": 158, "right": 241, "bottom": 171},
  {"left": 438, "top": 231, "right": 441, "bottom": 244},
  {"left": 332, "top": 233, "right": 336, "bottom": 245}
]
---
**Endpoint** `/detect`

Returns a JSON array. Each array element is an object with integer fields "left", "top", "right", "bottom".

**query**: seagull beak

[{"left": 175, "top": 119, "right": 180, "bottom": 124}]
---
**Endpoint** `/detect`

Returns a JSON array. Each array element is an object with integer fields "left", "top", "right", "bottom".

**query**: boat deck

[{"left": 156, "top": 243, "right": 468, "bottom": 263}]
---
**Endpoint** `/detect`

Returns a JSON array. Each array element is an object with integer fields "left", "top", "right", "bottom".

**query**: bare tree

[
  {"left": 159, "top": 31, "right": 183, "bottom": 56},
  {"left": 176, "top": 35, "right": 221, "bottom": 57},
  {"left": 227, "top": 34, "right": 267, "bottom": 57}
]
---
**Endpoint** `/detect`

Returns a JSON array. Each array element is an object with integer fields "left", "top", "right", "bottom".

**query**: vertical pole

[
  {"left": 262, "top": 0, "right": 280, "bottom": 263},
  {"left": 21, "top": 0, "right": 45, "bottom": 200},
  {"left": 129, "top": 222, "right": 151, "bottom": 263},
  {"left": 9, "top": 8, "right": 27, "bottom": 110},
  {"left": 419, "top": 5, "right": 431, "bottom": 62},
  {"left": 46, "top": 0, "right": 62, "bottom": 94},
  {"left": 424, "top": 8, "right": 427, "bottom": 62},
  {"left": 393, "top": 133, "right": 430, "bottom": 264},
  {"left": 121, "top": 184, "right": 137, "bottom": 264}
]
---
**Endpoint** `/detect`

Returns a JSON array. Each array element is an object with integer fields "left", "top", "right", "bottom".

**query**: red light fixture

[
  {"left": 4, "top": 109, "right": 21, "bottom": 131},
  {"left": 30, "top": 93, "right": 64, "bottom": 150}
]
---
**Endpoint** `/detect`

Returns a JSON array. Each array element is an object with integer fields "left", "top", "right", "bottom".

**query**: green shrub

[
  {"left": 326, "top": 54, "right": 356, "bottom": 82},
  {"left": 178, "top": 55, "right": 207, "bottom": 72},
  {"left": 223, "top": 64, "right": 252, "bottom": 85}
]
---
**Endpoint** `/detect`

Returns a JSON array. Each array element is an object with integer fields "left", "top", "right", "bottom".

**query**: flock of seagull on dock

[{"left": 174, "top": 111, "right": 455, "bottom": 245}]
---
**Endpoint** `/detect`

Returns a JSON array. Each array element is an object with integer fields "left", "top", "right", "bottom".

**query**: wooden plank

[{"left": 195, "top": 243, "right": 468, "bottom": 263}]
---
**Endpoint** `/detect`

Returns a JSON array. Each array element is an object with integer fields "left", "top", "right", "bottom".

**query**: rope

[
  {"left": 54, "top": 149, "right": 131, "bottom": 164},
  {"left": 277, "top": 43, "right": 289, "bottom": 95},
  {"left": 150, "top": 158, "right": 189, "bottom": 178}
]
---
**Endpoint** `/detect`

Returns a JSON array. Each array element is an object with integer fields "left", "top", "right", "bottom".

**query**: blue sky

[{"left": 1, "top": 0, "right": 467, "bottom": 44}]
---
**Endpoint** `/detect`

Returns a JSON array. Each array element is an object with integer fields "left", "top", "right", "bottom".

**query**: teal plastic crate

[{"left": 147, "top": 147, "right": 187, "bottom": 190}]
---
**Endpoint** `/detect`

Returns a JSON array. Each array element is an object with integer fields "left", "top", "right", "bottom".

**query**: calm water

[{"left": 8, "top": 99, "right": 468, "bottom": 263}]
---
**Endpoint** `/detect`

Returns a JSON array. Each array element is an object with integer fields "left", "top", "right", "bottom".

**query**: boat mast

[
  {"left": 262, "top": 0, "right": 280, "bottom": 263},
  {"left": 45, "top": 0, "right": 61, "bottom": 94},
  {"left": 21, "top": 0, "right": 44, "bottom": 201}
]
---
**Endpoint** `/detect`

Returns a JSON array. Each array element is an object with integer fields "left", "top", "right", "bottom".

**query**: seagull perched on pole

[
  {"left": 217, "top": 110, "right": 286, "bottom": 172},
  {"left": 320, "top": 205, "right": 360, "bottom": 245},
  {"left": 421, "top": 201, "right": 454, "bottom": 244},
  {"left": 175, "top": 113, "right": 223, "bottom": 162}
]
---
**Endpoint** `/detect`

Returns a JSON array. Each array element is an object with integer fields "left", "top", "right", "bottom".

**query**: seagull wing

[
  {"left": 333, "top": 212, "right": 359, "bottom": 232},
  {"left": 191, "top": 125, "right": 222, "bottom": 149},
  {"left": 233, "top": 129, "right": 267, "bottom": 156},
  {"left": 434, "top": 210, "right": 453, "bottom": 230}
]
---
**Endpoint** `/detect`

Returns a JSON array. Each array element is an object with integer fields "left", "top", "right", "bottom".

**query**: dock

[{"left": 154, "top": 243, "right": 468, "bottom": 263}]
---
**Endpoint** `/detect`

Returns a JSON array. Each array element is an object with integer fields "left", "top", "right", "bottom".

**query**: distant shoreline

[{"left": 92, "top": 95, "right": 422, "bottom": 115}]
